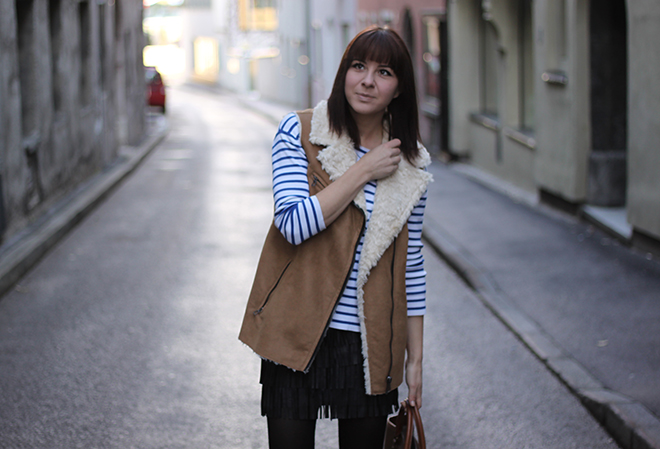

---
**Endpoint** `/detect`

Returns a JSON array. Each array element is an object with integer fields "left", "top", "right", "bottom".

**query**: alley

[{"left": 0, "top": 86, "right": 617, "bottom": 448}]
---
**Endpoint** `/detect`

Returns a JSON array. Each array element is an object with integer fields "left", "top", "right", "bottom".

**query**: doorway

[{"left": 588, "top": 0, "right": 627, "bottom": 207}]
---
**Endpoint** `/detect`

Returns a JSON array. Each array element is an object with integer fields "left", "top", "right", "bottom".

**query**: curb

[
  {"left": 422, "top": 201, "right": 660, "bottom": 449},
  {"left": 0, "top": 121, "right": 168, "bottom": 298}
]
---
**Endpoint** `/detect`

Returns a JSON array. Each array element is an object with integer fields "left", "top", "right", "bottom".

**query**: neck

[{"left": 352, "top": 112, "right": 384, "bottom": 149}]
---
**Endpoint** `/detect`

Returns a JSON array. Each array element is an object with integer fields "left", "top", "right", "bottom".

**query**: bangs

[{"left": 346, "top": 29, "right": 406, "bottom": 75}]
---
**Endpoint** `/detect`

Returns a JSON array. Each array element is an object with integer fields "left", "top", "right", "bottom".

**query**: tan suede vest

[{"left": 238, "top": 109, "right": 409, "bottom": 395}]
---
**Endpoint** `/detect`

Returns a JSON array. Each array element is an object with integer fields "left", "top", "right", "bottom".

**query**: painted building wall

[
  {"left": 207, "top": 0, "right": 282, "bottom": 101},
  {"left": 448, "top": 0, "right": 538, "bottom": 191},
  {"left": 533, "top": 0, "right": 591, "bottom": 202},
  {"left": 258, "top": 0, "right": 309, "bottom": 109},
  {"left": 447, "top": 0, "right": 660, "bottom": 245},
  {"left": 447, "top": 0, "right": 479, "bottom": 155},
  {"left": 309, "top": 0, "right": 357, "bottom": 106},
  {"left": 0, "top": 0, "right": 145, "bottom": 241},
  {"left": 627, "top": 1, "right": 660, "bottom": 242}
]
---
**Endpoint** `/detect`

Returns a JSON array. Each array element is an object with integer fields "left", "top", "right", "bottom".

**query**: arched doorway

[{"left": 588, "top": 0, "right": 628, "bottom": 207}]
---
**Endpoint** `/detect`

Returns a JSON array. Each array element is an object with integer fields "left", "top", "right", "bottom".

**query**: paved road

[{"left": 0, "top": 86, "right": 617, "bottom": 448}]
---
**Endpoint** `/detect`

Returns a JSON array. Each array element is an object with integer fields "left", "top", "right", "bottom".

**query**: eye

[
  {"left": 351, "top": 61, "right": 365, "bottom": 70},
  {"left": 379, "top": 68, "right": 393, "bottom": 76}
]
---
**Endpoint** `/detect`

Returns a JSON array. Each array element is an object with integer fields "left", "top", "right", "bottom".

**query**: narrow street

[{"left": 0, "top": 86, "right": 617, "bottom": 448}]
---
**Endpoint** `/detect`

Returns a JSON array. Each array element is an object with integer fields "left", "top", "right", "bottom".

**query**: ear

[{"left": 393, "top": 88, "right": 400, "bottom": 99}]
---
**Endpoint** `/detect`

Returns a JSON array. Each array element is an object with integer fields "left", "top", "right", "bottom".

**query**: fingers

[
  {"left": 382, "top": 139, "right": 402, "bottom": 159},
  {"left": 362, "top": 139, "right": 401, "bottom": 180},
  {"left": 405, "top": 357, "right": 423, "bottom": 409},
  {"left": 407, "top": 385, "right": 422, "bottom": 409},
  {"left": 382, "top": 138, "right": 401, "bottom": 150}
]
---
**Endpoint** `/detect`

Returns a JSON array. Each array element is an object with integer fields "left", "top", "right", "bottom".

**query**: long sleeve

[
  {"left": 272, "top": 113, "right": 326, "bottom": 245},
  {"left": 406, "top": 190, "right": 427, "bottom": 316}
]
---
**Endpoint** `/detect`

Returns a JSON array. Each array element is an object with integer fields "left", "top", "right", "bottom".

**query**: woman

[{"left": 239, "top": 26, "right": 432, "bottom": 449}]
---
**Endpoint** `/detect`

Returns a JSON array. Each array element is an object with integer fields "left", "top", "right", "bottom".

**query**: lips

[{"left": 356, "top": 92, "right": 374, "bottom": 101}]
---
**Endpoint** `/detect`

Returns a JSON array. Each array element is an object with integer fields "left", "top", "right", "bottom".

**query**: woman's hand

[
  {"left": 406, "top": 315, "right": 424, "bottom": 408},
  {"left": 315, "top": 138, "right": 401, "bottom": 227},
  {"left": 357, "top": 139, "right": 402, "bottom": 181},
  {"left": 406, "top": 358, "right": 423, "bottom": 409}
]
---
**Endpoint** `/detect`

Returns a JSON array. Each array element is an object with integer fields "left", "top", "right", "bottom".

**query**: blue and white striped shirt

[{"left": 272, "top": 113, "right": 427, "bottom": 333}]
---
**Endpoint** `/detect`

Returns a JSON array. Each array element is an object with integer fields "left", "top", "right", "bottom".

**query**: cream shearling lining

[{"left": 308, "top": 100, "right": 433, "bottom": 394}]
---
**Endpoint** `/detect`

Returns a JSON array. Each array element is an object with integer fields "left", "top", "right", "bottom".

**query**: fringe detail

[{"left": 260, "top": 329, "right": 398, "bottom": 420}]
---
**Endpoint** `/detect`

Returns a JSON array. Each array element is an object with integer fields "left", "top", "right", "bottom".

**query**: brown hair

[{"left": 327, "top": 26, "right": 420, "bottom": 163}]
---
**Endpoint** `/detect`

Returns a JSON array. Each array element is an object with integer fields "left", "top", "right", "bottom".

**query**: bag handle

[{"left": 403, "top": 399, "right": 426, "bottom": 449}]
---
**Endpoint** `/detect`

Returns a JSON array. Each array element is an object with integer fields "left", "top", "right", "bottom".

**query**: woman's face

[{"left": 344, "top": 59, "right": 399, "bottom": 120}]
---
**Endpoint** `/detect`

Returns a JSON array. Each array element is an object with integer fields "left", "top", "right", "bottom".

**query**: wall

[
  {"left": 310, "top": 0, "right": 357, "bottom": 106},
  {"left": 447, "top": 0, "right": 660, "bottom": 246},
  {"left": 627, "top": 0, "right": 660, "bottom": 240},
  {"left": 0, "top": 0, "right": 25, "bottom": 236},
  {"left": 533, "top": 0, "right": 591, "bottom": 202},
  {"left": 179, "top": 4, "right": 215, "bottom": 83},
  {"left": 0, "top": 0, "right": 145, "bottom": 241},
  {"left": 449, "top": 0, "right": 538, "bottom": 190},
  {"left": 447, "top": 0, "right": 591, "bottom": 198},
  {"left": 447, "top": 0, "right": 480, "bottom": 155}
]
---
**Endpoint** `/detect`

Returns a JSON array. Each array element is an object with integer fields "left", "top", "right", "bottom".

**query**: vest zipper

[
  {"left": 311, "top": 174, "right": 326, "bottom": 188},
  {"left": 386, "top": 238, "right": 396, "bottom": 393},
  {"left": 304, "top": 218, "right": 365, "bottom": 373},
  {"left": 253, "top": 260, "right": 293, "bottom": 316}
]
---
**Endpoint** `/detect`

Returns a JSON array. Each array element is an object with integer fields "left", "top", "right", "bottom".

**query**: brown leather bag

[{"left": 383, "top": 399, "right": 426, "bottom": 449}]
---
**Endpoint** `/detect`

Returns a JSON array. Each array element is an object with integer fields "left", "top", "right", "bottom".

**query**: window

[
  {"left": 99, "top": 3, "right": 106, "bottom": 89},
  {"left": 114, "top": 0, "right": 121, "bottom": 41},
  {"left": 78, "top": 0, "right": 91, "bottom": 106},
  {"left": 239, "top": 0, "right": 277, "bottom": 31},
  {"left": 312, "top": 26, "right": 322, "bottom": 78},
  {"left": 557, "top": 0, "right": 566, "bottom": 60},
  {"left": 422, "top": 15, "right": 441, "bottom": 111},
  {"left": 193, "top": 37, "right": 219, "bottom": 82},
  {"left": 16, "top": 0, "right": 38, "bottom": 137},
  {"left": 479, "top": 18, "right": 499, "bottom": 116},
  {"left": 49, "top": 0, "right": 63, "bottom": 111},
  {"left": 16, "top": 0, "right": 43, "bottom": 209},
  {"left": 402, "top": 8, "right": 414, "bottom": 57},
  {"left": 546, "top": 0, "right": 566, "bottom": 67},
  {"left": 519, "top": 0, "right": 534, "bottom": 129},
  {"left": 342, "top": 23, "right": 350, "bottom": 51}
]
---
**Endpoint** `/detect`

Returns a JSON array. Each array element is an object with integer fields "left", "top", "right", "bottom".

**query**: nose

[{"left": 361, "top": 69, "right": 375, "bottom": 87}]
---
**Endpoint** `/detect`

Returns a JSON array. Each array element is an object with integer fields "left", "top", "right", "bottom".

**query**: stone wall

[{"left": 0, "top": 0, "right": 145, "bottom": 241}]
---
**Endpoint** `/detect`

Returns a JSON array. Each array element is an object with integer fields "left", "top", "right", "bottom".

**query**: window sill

[
  {"left": 469, "top": 113, "right": 536, "bottom": 150},
  {"left": 469, "top": 112, "right": 500, "bottom": 131},
  {"left": 504, "top": 127, "right": 536, "bottom": 150}
]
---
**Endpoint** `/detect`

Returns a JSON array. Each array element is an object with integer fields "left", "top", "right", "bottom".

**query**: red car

[{"left": 145, "top": 66, "right": 166, "bottom": 113}]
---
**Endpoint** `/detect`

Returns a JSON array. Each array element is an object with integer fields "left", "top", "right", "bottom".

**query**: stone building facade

[
  {"left": 447, "top": 0, "right": 660, "bottom": 250},
  {"left": 0, "top": 0, "right": 146, "bottom": 241}
]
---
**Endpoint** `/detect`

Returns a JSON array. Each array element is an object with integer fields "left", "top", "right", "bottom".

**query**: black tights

[{"left": 267, "top": 415, "right": 388, "bottom": 449}]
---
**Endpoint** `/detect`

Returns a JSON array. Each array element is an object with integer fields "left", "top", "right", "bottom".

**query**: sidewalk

[
  {"left": 422, "top": 162, "right": 660, "bottom": 449},
  {"left": 235, "top": 93, "right": 660, "bottom": 449}
]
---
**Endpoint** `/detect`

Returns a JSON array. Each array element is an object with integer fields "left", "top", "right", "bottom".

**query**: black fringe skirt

[{"left": 260, "top": 328, "right": 399, "bottom": 420}]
